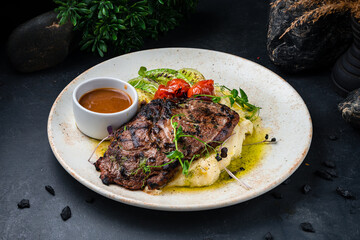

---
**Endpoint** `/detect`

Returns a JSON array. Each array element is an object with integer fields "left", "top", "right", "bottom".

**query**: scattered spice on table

[
  {"left": 85, "top": 197, "right": 95, "bottom": 204},
  {"left": 322, "top": 160, "right": 336, "bottom": 168},
  {"left": 45, "top": 185, "right": 55, "bottom": 196},
  {"left": 17, "top": 199, "right": 30, "bottom": 209},
  {"left": 336, "top": 187, "right": 356, "bottom": 200},
  {"left": 264, "top": 232, "right": 273, "bottom": 240},
  {"left": 282, "top": 178, "right": 291, "bottom": 185},
  {"left": 302, "top": 184, "right": 312, "bottom": 194},
  {"left": 314, "top": 170, "right": 333, "bottom": 181},
  {"left": 328, "top": 135, "right": 338, "bottom": 141},
  {"left": 271, "top": 192, "right": 283, "bottom": 199},
  {"left": 300, "top": 222, "right": 315, "bottom": 233},
  {"left": 325, "top": 169, "right": 338, "bottom": 178},
  {"left": 60, "top": 206, "right": 72, "bottom": 221}
]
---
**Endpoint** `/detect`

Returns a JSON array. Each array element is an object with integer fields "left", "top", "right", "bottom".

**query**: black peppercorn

[
  {"left": 220, "top": 147, "right": 228, "bottom": 158},
  {"left": 264, "top": 232, "right": 273, "bottom": 240},
  {"left": 336, "top": 187, "right": 356, "bottom": 200},
  {"left": 315, "top": 170, "right": 333, "bottom": 181},
  {"left": 60, "top": 206, "right": 72, "bottom": 221},
  {"left": 45, "top": 185, "right": 55, "bottom": 196},
  {"left": 300, "top": 222, "right": 315, "bottom": 232},
  {"left": 17, "top": 199, "right": 30, "bottom": 209}
]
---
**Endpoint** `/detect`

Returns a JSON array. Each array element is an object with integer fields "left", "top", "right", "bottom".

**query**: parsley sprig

[{"left": 195, "top": 86, "right": 261, "bottom": 120}]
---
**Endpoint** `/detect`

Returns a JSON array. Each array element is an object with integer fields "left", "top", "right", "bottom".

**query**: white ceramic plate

[{"left": 48, "top": 48, "right": 312, "bottom": 211}]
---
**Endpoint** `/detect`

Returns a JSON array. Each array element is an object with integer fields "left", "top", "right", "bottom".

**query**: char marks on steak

[{"left": 94, "top": 98, "right": 239, "bottom": 190}]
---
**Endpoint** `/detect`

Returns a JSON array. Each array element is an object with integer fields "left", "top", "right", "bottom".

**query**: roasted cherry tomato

[
  {"left": 153, "top": 79, "right": 190, "bottom": 99},
  {"left": 154, "top": 85, "right": 175, "bottom": 99},
  {"left": 167, "top": 79, "right": 190, "bottom": 98},
  {"left": 187, "top": 79, "right": 214, "bottom": 98}
]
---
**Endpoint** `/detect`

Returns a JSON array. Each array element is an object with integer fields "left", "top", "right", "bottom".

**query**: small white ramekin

[{"left": 72, "top": 77, "right": 138, "bottom": 140}]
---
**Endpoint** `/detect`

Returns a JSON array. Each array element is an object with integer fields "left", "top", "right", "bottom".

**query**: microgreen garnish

[
  {"left": 195, "top": 86, "right": 261, "bottom": 120},
  {"left": 165, "top": 114, "right": 218, "bottom": 175}
]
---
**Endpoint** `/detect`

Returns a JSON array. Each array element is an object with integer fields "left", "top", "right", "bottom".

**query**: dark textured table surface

[{"left": 1, "top": 1, "right": 359, "bottom": 240}]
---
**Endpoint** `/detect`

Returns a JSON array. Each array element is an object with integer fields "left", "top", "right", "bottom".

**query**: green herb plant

[{"left": 54, "top": 0, "right": 198, "bottom": 56}]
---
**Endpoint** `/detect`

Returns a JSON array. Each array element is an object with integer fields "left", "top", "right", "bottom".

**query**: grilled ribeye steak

[{"left": 94, "top": 98, "right": 239, "bottom": 190}]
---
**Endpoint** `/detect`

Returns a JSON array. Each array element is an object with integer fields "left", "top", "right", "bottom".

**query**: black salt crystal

[
  {"left": 271, "top": 192, "right": 283, "bottom": 199},
  {"left": 322, "top": 160, "right": 336, "bottom": 168},
  {"left": 328, "top": 135, "right": 338, "bottom": 141},
  {"left": 282, "top": 178, "right": 291, "bottom": 185},
  {"left": 315, "top": 170, "right": 333, "bottom": 181},
  {"left": 300, "top": 222, "right": 315, "bottom": 232},
  {"left": 60, "top": 206, "right": 71, "bottom": 221},
  {"left": 45, "top": 185, "right": 55, "bottom": 196},
  {"left": 302, "top": 184, "right": 312, "bottom": 194},
  {"left": 336, "top": 187, "right": 356, "bottom": 200},
  {"left": 264, "top": 232, "right": 273, "bottom": 240},
  {"left": 85, "top": 197, "right": 95, "bottom": 204},
  {"left": 17, "top": 199, "right": 30, "bottom": 209},
  {"left": 326, "top": 169, "right": 338, "bottom": 178}
]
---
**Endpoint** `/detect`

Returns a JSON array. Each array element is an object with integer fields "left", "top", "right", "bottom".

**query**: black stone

[
  {"left": 338, "top": 88, "right": 360, "bottom": 129},
  {"left": 7, "top": 11, "right": 73, "bottom": 72},
  {"left": 45, "top": 185, "right": 55, "bottom": 196},
  {"left": 336, "top": 187, "right": 356, "bottom": 200},
  {"left": 60, "top": 206, "right": 71, "bottom": 221},
  {"left": 17, "top": 199, "right": 30, "bottom": 209},
  {"left": 267, "top": 0, "right": 352, "bottom": 72},
  {"left": 332, "top": 17, "right": 360, "bottom": 95},
  {"left": 300, "top": 222, "right": 315, "bottom": 233}
]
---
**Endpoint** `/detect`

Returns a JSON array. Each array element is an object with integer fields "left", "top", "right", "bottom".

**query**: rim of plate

[{"left": 47, "top": 47, "right": 313, "bottom": 211}]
